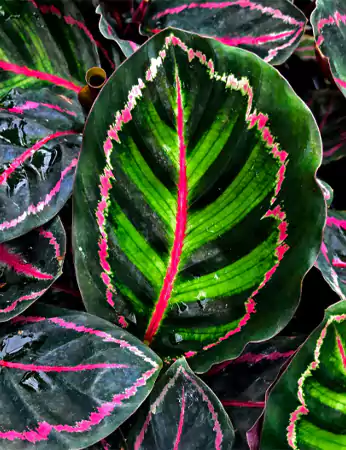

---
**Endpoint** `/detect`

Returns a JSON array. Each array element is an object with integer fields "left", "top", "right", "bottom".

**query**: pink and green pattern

[
  {"left": 0, "top": 216, "right": 66, "bottom": 321},
  {"left": 261, "top": 301, "right": 346, "bottom": 449},
  {"left": 74, "top": 28, "right": 324, "bottom": 373},
  {"left": 0, "top": 0, "right": 111, "bottom": 242},
  {"left": 143, "top": 0, "right": 306, "bottom": 65},
  {"left": 127, "top": 357, "right": 234, "bottom": 449},
  {"left": 312, "top": 0, "right": 346, "bottom": 98},
  {"left": 316, "top": 210, "right": 346, "bottom": 300},
  {"left": 0, "top": 304, "right": 162, "bottom": 450}
]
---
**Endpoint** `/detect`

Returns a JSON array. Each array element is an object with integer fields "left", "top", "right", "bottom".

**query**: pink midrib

[
  {"left": 0, "top": 130, "right": 79, "bottom": 186},
  {"left": 173, "top": 386, "right": 186, "bottom": 450},
  {"left": 0, "top": 60, "right": 81, "bottom": 92},
  {"left": 0, "top": 245, "right": 52, "bottom": 280},
  {"left": 337, "top": 335, "right": 346, "bottom": 368},
  {"left": 143, "top": 71, "right": 188, "bottom": 344},
  {"left": 0, "top": 360, "right": 128, "bottom": 372}
]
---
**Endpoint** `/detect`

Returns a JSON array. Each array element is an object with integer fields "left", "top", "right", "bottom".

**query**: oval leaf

[
  {"left": 0, "top": 216, "right": 66, "bottom": 321},
  {"left": 142, "top": 0, "right": 307, "bottom": 65},
  {"left": 0, "top": 0, "right": 112, "bottom": 242},
  {"left": 127, "top": 357, "right": 235, "bottom": 449},
  {"left": 0, "top": 304, "right": 161, "bottom": 449},
  {"left": 261, "top": 300, "right": 346, "bottom": 449},
  {"left": 315, "top": 210, "right": 346, "bottom": 300},
  {"left": 311, "top": 0, "right": 346, "bottom": 97},
  {"left": 73, "top": 28, "right": 324, "bottom": 372}
]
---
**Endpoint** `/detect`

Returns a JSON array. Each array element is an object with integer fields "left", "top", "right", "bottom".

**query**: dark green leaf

[
  {"left": 261, "top": 300, "right": 346, "bottom": 450},
  {"left": 0, "top": 216, "right": 65, "bottom": 322},
  {"left": 204, "top": 336, "right": 305, "bottom": 450},
  {"left": 127, "top": 357, "right": 235, "bottom": 449},
  {"left": 315, "top": 210, "right": 346, "bottom": 300},
  {"left": 0, "top": 304, "right": 161, "bottom": 449},
  {"left": 143, "top": 0, "right": 306, "bottom": 65},
  {"left": 311, "top": 0, "right": 346, "bottom": 97},
  {"left": 0, "top": 0, "right": 112, "bottom": 242},
  {"left": 307, "top": 88, "right": 346, "bottom": 163},
  {"left": 73, "top": 28, "right": 324, "bottom": 372}
]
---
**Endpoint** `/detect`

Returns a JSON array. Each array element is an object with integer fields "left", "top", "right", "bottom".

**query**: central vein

[{"left": 144, "top": 70, "right": 188, "bottom": 345}]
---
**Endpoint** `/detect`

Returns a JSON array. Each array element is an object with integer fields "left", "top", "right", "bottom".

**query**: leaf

[
  {"left": 261, "top": 300, "right": 346, "bottom": 450},
  {"left": 97, "top": 4, "right": 140, "bottom": 58},
  {"left": 311, "top": 0, "right": 346, "bottom": 97},
  {"left": 315, "top": 210, "right": 346, "bottom": 300},
  {"left": 294, "top": 34, "right": 316, "bottom": 60},
  {"left": 73, "top": 28, "right": 324, "bottom": 372},
  {"left": 142, "top": 0, "right": 307, "bottom": 65},
  {"left": 0, "top": 0, "right": 112, "bottom": 242},
  {"left": 307, "top": 88, "right": 346, "bottom": 163},
  {"left": 0, "top": 216, "right": 66, "bottom": 322},
  {"left": 203, "top": 335, "right": 305, "bottom": 450},
  {"left": 0, "top": 304, "right": 162, "bottom": 450},
  {"left": 126, "top": 357, "right": 235, "bottom": 449},
  {"left": 317, "top": 179, "right": 333, "bottom": 207}
]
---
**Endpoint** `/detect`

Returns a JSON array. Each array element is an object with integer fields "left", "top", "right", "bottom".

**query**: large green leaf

[
  {"left": 315, "top": 210, "right": 346, "bottom": 300},
  {"left": 261, "top": 300, "right": 346, "bottom": 450},
  {"left": 0, "top": 216, "right": 66, "bottom": 322},
  {"left": 142, "top": 0, "right": 307, "bottom": 65},
  {"left": 0, "top": 304, "right": 161, "bottom": 450},
  {"left": 311, "top": 0, "right": 346, "bottom": 98},
  {"left": 0, "top": 0, "right": 112, "bottom": 242},
  {"left": 73, "top": 28, "right": 324, "bottom": 372},
  {"left": 127, "top": 357, "right": 235, "bottom": 449}
]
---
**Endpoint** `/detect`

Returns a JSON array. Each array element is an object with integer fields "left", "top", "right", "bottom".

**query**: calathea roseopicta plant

[{"left": 1, "top": 0, "right": 346, "bottom": 448}]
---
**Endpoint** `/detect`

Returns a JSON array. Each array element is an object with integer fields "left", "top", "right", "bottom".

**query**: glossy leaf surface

[
  {"left": 0, "top": 305, "right": 161, "bottom": 450},
  {"left": 312, "top": 0, "right": 346, "bottom": 97},
  {"left": 204, "top": 336, "right": 305, "bottom": 450},
  {"left": 74, "top": 28, "right": 324, "bottom": 372},
  {"left": 127, "top": 357, "right": 234, "bottom": 449},
  {"left": 308, "top": 88, "right": 346, "bottom": 163},
  {"left": 0, "top": 0, "right": 111, "bottom": 242},
  {"left": 0, "top": 216, "right": 66, "bottom": 322},
  {"left": 143, "top": 0, "right": 306, "bottom": 65},
  {"left": 315, "top": 210, "right": 346, "bottom": 300},
  {"left": 261, "top": 301, "right": 346, "bottom": 450}
]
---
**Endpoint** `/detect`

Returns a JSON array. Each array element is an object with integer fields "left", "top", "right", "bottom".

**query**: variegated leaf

[
  {"left": 127, "top": 357, "right": 235, "bottom": 449},
  {"left": 315, "top": 210, "right": 346, "bottom": 300},
  {"left": 0, "top": 304, "right": 162, "bottom": 450},
  {"left": 311, "top": 0, "right": 346, "bottom": 97},
  {"left": 0, "top": 216, "right": 65, "bottom": 321},
  {"left": 261, "top": 301, "right": 346, "bottom": 450},
  {"left": 204, "top": 336, "right": 305, "bottom": 450},
  {"left": 73, "top": 28, "right": 324, "bottom": 372},
  {"left": 294, "top": 34, "right": 316, "bottom": 60},
  {"left": 0, "top": 0, "right": 113, "bottom": 242},
  {"left": 142, "top": 0, "right": 307, "bottom": 65}
]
